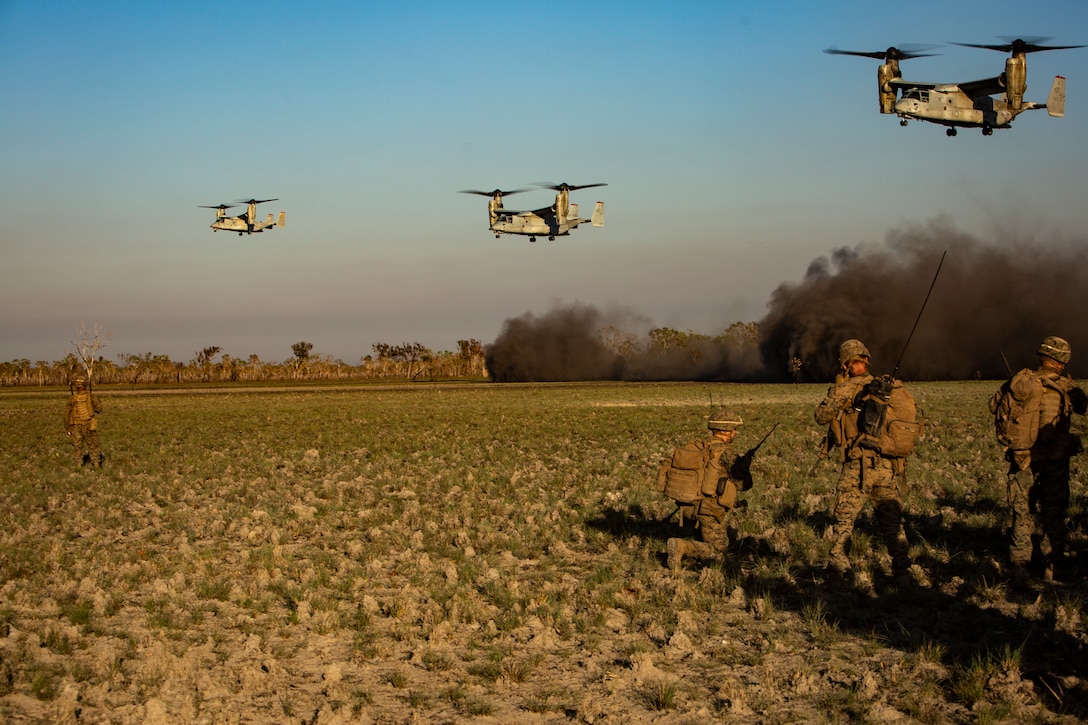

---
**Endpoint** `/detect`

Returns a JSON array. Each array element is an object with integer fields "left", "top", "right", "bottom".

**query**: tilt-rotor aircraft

[
  {"left": 200, "top": 198, "right": 286, "bottom": 235},
  {"left": 460, "top": 183, "right": 605, "bottom": 242},
  {"left": 825, "top": 37, "right": 1082, "bottom": 136}
]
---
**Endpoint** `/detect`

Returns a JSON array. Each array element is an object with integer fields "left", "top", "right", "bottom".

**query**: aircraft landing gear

[
  {"left": 548, "top": 235, "right": 555, "bottom": 241},
  {"left": 946, "top": 128, "right": 957, "bottom": 137},
  {"left": 529, "top": 236, "right": 536, "bottom": 243},
  {"left": 982, "top": 125, "right": 993, "bottom": 136},
  {"left": 900, "top": 119, "right": 908, "bottom": 127}
]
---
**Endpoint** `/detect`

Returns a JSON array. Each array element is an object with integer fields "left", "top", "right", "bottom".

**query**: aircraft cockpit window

[{"left": 901, "top": 89, "right": 929, "bottom": 102}]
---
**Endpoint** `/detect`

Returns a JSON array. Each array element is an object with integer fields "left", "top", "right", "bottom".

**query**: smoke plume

[
  {"left": 761, "top": 219, "right": 1088, "bottom": 381},
  {"left": 485, "top": 305, "right": 623, "bottom": 382},
  {"left": 487, "top": 219, "right": 1088, "bottom": 382},
  {"left": 485, "top": 304, "right": 763, "bottom": 382}
]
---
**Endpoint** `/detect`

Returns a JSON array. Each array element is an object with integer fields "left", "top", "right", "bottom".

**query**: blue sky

[{"left": 2, "top": 1, "right": 1087, "bottom": 364}]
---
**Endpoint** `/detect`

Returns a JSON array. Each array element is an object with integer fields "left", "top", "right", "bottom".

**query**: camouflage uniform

[
  {"left": 814, "top": 340, "right": 912, "bottom": 578},
  {"left": 666, "top": 410, "right": 754, "bottom": 568},
  {"left": 66, "top": 378, "right": 103, "bottom": 468},
  {"left": 1003, "top": 337, "right": 1087, "bottom": 574}
]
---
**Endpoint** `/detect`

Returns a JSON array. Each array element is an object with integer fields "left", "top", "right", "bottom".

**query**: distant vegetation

[
  {"left": 2, "top": 323, "right": 767, "bottom": 386},
  {"left": 0, "top": 339, "right": 489, "bottom": 386}
]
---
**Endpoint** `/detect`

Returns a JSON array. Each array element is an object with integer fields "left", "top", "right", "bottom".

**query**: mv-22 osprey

[
  {"left": 826, "top": 37, "right": 1082, "bottom": 136},
  {"left": 460, "top": 183, "right": 605, "bottom": 242},
  {"left": 200, "top": 198, "right": 286, "bottom": 235}
]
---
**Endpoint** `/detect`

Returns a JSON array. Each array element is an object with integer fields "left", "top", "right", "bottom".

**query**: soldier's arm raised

[{"left": 1069, "top": 383, "right": 1088, "bottom": 416}]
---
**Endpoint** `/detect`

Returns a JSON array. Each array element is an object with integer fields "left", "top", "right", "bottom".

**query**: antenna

[{"left": 891, "top": 250, "right": 946, "bottom": 379}]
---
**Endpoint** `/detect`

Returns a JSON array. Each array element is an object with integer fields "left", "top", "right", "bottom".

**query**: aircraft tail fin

[
  {"left": 1047, "top": 76, "right": 1066, "bottom": 118},
  {"left": 277, "top": 211, "right": 286, "bottom": 228},
  {"left": 264, "top": 213, "right": 274, "bottom": 225},
  {"left": 591, "top": 201, "right": 604, "bottom": 227},
  {"left": 567, "top": 202, "right": 579, "bottom": 221}
]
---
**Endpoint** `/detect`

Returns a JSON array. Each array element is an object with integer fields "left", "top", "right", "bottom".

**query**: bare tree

[
  {"left": 72, "top": 321, "right": 112, "bottom": 383},
  {"left": 194, "top": 346, "right": 221, "bottom": 382}
]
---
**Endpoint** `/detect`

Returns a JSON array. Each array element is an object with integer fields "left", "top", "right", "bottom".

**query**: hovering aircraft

[
  {"left": 459, "top": 183, "right": 606, "bottom": 242},
  {"left": 825, "top": 37, "right": 1082, "bottom": 136},
  {"left": 200, "top": 198, "right": 286, "bottom": 235}
]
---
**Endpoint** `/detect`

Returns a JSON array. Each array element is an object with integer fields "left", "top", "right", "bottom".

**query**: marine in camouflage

[
  {"left": 666, "top": 410, "right": 752, "bottom": 569},
  {"left": 1004, "top": 337, "right": 1087, "bottom": 577},
  {"left": 815, "top": 340, "right": 913, "bottom": 581},
  {"left": 66, "top": 377, "right": 103, "bottom": 468}
]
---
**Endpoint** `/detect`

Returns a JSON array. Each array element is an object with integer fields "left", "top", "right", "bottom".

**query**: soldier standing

[
  {"left": 814, "top": 339, "right": 914, "bottom": 588},
  {"left": 66, "top": 375, "right": 103, "bottom": 468},
  {"left": 665, "top": 409, "right": 753, "bottom": 569},
  {"left": 993, "top": 336, "right": 1087, "bottom": 580}
]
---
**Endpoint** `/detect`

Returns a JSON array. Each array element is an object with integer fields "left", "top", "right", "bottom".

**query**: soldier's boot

[
  {"left": 1008, "top": 550, "right": 1032, "bottom": 584},
  {"left": 827, "top": 539, "right": 851, "bottom": 580},
  {"left": 1044, "top": 551, "right": 1067, "bottom": 582},
  {"left": 666, "top": 538, "right": 690, "bottom": 570}
]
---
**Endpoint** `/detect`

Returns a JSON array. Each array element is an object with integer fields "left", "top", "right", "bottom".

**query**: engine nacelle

[
  {"left": 1005, "top": 55, "right": 1026, "bottom": 110},
  {"left": 878, "top": 63, "right": 898, "bottom": 114}
]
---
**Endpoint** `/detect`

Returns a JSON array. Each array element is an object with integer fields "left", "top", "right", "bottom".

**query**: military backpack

[
  {"left": 989, "top": 368, "right": 1044, "bottom": 450},
  {"left": 656, "top": 438, "right": 737, "bottom": 510},
  {"left": 854, "top": 375, "right": 923, "bottom": 458}
]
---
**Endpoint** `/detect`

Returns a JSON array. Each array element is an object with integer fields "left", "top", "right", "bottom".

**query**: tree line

[
  {"left": 1, "top": 322, "right": 764, "bottom": 387},
  {"left": 0, "top": 339, "right": 488, "bottom": 387}
]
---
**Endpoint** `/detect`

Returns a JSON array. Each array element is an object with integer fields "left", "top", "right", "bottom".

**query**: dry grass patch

[{"left": 1, "top": 380, "right": 1087, "bottom": 722}]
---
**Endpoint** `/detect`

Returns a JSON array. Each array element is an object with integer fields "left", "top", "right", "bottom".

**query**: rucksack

[
  {"left": 989, "top": 368, "right": 1043, "bottom": 450},
  {"left": 854, "top": 375, "right": 923, "bottom": 458},
  {"left": 656, "top": 438, "right": 729, "bottom": 506}
]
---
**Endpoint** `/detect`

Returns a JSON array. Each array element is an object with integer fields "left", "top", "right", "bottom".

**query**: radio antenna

[{"left": 891, "top": 250, "right": 946, "bottom": 379}]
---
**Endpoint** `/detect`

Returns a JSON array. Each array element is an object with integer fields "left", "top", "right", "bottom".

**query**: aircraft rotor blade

[
  {"left": 458, "top": 188, "right": 529, "bottom": 197},
  {"left": 951, "top": 37, "right": 1084, "bottom": 54},
  {"left": 234, "top": 198, "right": 278, "bottom": 205},
  {"left": 533, "top": 182, "right": 608, "bottom": 192},
  {"left": 199, "top": 204, "right": 237, "bottom": 209},
  {"left": 823, "top": 45, "right": 937, "bottom": 61}
]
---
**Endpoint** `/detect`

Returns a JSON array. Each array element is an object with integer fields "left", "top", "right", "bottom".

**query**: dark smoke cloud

[
  {"left": 485, "top": 304, "right": 762, "bottom": 382},
  {"left": 760, "top": 219, "right": 1088, "bottom": 381},
  {"left": 485, "top": 305, "right": 624, "bottom": 382},
  {"left": 487, "top": 219, "right": 1088, "bottom": 382}
]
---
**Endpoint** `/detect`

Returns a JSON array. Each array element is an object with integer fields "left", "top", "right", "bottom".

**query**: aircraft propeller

[
  {"left": 533, "top": 182, "right": 608, "bottom": 192},
  {"left": 458, "top": 189, "right": 529, "bottom": 198},
  {"left": 823, "top": 45, "right": 938, "bottom": 62},
  {"left": 234, "top": 198, "right": 278, "bottom": 205},
  {"left": 199, "top": 203, "right": 237, "bottom": 210},
  {"left": 950, "top": 37, "right": 1085, "bottom": 54}
]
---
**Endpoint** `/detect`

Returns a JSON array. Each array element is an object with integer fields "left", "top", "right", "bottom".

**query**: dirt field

[{"left": 2, "top": 381, "right": 1087, "bottom": 723}]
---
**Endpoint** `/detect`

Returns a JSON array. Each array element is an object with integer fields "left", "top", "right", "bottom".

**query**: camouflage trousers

[
  {"left": 69, "top": 423, "right": 101, "bottom": 467},
  {"left": 828, "top": 455, "right": 910, "bottom": 576},
  {"left": 684, "top": 498, "right": 731, "bottom": 561},
  {"left": 1007, "top": 457, "right": 1071, "bottom": 567}
]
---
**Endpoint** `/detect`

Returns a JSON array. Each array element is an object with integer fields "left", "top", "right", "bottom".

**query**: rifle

[
  {"left": 741, "top": 423, "right": 779, "bottom": 462},
  {"left": 1000, "top": 351, "right": 1013, "bottom": 378},
  {"left": 807, "top": 432, "right": 830, "bottom": 476},
  {"left": 727, "top": 423, "right": 779, "bottom": 491}
]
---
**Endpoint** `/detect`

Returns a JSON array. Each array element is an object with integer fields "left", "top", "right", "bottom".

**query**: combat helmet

[
  {"left": 1038, "top": 336, "right": 1072, "bottom": 364},
  {"left": 838, "top": 339, "right": 871, "bottom": 367},
  {"left": 708, "top": 408, "right": 743, "bottom": 432}
]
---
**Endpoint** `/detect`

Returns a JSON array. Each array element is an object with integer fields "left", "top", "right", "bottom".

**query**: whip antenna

[{"left": 891, "top": 250, "right": 946, "bottom": 379}]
